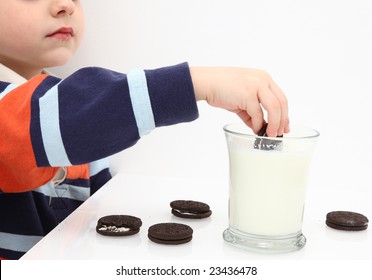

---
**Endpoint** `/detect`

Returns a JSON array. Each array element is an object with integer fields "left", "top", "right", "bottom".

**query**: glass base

[{"left": 223, "top": 228, "right": 306, "bottom": 253}]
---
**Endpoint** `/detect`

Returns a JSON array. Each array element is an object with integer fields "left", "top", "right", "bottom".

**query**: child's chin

[{"left": 46, "top": 47, "right": 78, "bottom": 67}]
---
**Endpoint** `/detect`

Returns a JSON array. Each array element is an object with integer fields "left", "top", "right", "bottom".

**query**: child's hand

[{"left": 190, "top": 67, "right": 289, "bottom": 137}]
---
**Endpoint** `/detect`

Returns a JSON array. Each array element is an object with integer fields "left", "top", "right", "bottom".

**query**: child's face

[{"left": 0, "top": 0, "right": 84, "bottom": 78}]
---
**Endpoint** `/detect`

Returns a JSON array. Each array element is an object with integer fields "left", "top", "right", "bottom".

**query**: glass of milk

[{"left": 223, "top": 123, "right": 319, "bottom": 253}]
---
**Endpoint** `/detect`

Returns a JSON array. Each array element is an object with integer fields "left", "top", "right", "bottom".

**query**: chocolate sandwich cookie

[
  {"left": 170, "top": 200, "right": 212, "bottom": 219},
  {"left": 326, "top": 211, "right": 369, "bottom": 231},
  {"left": 148, "top": 223, "right": 193, "bottom": 245},
  {"left": 96, "top": 215, "right": 142, "bottom": 236},
  {"left": 254, "top": 123, "right": 283, "bottom": 150}
]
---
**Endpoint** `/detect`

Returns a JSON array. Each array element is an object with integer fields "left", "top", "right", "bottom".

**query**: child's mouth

[{"left": 47, "top": 27, "right": 74, "bottom": 40}]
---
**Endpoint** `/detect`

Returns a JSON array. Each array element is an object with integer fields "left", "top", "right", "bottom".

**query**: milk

[{"left": 228, "top": 142, "right": 312, "bottom": 236}]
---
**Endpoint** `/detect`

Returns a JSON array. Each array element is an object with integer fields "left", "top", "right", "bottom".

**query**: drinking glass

[{"left": 223, "top": 123, "right": 319, "bottom": 253}]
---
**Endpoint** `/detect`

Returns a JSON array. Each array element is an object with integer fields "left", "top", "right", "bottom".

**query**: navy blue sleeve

[{"left": 29, "top": 62, "right": 199, "bottom": 167}]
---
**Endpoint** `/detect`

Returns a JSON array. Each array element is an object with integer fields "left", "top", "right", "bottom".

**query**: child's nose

[{"left": 51, "top": 0, "right": 75, "bottom": 17}]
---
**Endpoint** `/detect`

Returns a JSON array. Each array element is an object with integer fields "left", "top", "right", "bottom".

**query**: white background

[{"left": 51, "top": 0, "right": 372, "bottom": 201}]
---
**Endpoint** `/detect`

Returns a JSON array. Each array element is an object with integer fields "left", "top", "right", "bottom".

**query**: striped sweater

[{"left": 0, "top": 62, "right": 198, "bottom": 259}]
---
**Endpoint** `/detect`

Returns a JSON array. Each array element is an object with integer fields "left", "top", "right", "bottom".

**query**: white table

[{"left": 21, "top": 172, "right": 372, "bottom": 260}]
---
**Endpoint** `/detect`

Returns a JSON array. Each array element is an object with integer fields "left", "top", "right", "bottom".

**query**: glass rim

[{"left": 223, "top": 122, "right": 320, "bottom": 140}]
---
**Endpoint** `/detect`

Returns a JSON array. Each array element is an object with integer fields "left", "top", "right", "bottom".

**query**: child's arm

[
  {"left": 190, "top": 67, "right": 289, "bottom": 137},
  {"left": 0, "top": 63, "right": 290, "bottom": 193}
]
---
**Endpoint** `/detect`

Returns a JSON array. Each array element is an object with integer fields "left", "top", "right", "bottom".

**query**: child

[{"left": 0, "top": 0, "right": 289, "bottom": 259}]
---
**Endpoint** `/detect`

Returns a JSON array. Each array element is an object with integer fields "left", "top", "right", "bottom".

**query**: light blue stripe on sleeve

[
  {"left": 0, "top": 84, "right": 18, "bottom": 100},
  {"left": 0, "top": 232, "right": 43, "bottom": 252},
  {"left": 127, "top": 69, "right": 155, "bottom": 136},
  {"left": 89, "top": 158, "right": 110, "bottom": 176},
  {"left": 39, "top": 82, "right": 72, "bottom": 166}
]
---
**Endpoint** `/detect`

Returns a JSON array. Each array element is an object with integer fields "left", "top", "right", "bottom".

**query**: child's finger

[
  {"left": 258, "top": 87, "right": 282, "bottom": 136},
  {"left": 269, "top": 81, "right": 289, "bottom": 135},
  {"left": 243, "top": 99, "right": 265, "bottom": 134}
]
